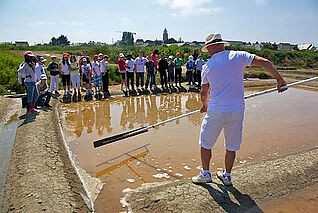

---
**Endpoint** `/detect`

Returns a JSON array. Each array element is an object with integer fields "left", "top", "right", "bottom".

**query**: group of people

[
  {"left": 18, "top": 50, "right": 111, "bottom": 114},
  {"left": 117, "top": 49, "right": 206, "bottom": 92}
]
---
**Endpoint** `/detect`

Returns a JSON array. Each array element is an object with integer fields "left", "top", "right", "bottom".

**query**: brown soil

[
  {"left": 121, "top": 147, "right": 318, "bottom": 212},
  {"left": 2, "top": 99, "right": 90, "bottom": 212}
]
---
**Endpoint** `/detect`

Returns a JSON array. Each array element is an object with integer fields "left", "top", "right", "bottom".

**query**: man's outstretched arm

[{"left": 251, "top": 56, "right": 287, "bottom": 92}]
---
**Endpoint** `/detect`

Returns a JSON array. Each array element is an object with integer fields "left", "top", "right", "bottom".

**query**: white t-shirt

[
  {"left": 92, "top": 61, "right": 101, "bottom": 76},
  {"left": 201, "top": 50, "right": 255, "bottom": 111},
  {"left": 100, "top": 61, "right": 108, "bottom": 73},
  {"left": 126, "top": 59, "right": 135, "bottom": 72},
  {"left": 35, "top": 63, "right": 46, "bottom": 82},
  {"left": 134, "top": 57, "right": 147, "bottom": 72},
  {"left": 59, "top": 60, "right": 70, "bottom": 75}
]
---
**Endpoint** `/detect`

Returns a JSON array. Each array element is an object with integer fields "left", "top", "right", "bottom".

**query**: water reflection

[{"left": 61, "top": 93, "right": 201, "bottom": 138}]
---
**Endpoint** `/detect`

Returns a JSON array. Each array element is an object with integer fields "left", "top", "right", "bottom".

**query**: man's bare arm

[
  {"left": 200, "top": 83, "right": 210, "bottom": 113},
  {"left": 251, "top": 56, "right": 287, "bottom": 92}
]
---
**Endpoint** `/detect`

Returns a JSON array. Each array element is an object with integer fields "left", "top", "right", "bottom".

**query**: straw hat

[{"left": 202, "top": 33, "right": 229, "bottom": 52}]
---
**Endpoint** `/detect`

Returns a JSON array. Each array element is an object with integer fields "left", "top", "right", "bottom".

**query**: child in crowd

[
  {"left": 167, "top": 55, "right": 175, "bottom": 87},
  {"left": 174, "top": 52, "right": 183, "bottom": 87},
  {"left": 117, "top": 53, "right": 127, "bottom": 91},
  {"left": 126, "top": 54, "right": 135, "bottom": 91},
  {"left": 59, "top": 52, "right": 71, "bottom": 95},
  {"left": 79, "top": 50, "right": 91, "bottom": 92},
  {"left": 145, "top": 55, "right": 156, "bottom": 89},
  {"left": 158, "top": 53, "right": 168, "bottom": 88},
  {"left": 152, "top": 49, "right": 159, "bottom": 84},
  {"left": 36, "top": 74, "right": 51, "bottom": 108},
  {"left": 18, "top": 51, "right": 39, "bottom": 114},
  {"left": 186, "top": 55, "right": 196, "bottom": 88},
  {"left": 70, "top": 55, "right": 81, "bottom": 96},
  {"left": 100, "top": 55, "right": 109, "bottom": 94},
  {"left": 134, "top": 51, "right": 147, "bottom": 90},
  {"left": 81, "top": 58, "right": 92, "bottom": 95},
  {"left": 92, "top": 54, "right": 102, "bottom": 94},
  {"left": 35, "top": 56, "right": 47, "bottom": 82},
  {"left": 195, "top": 54, "right": 205, "bottom": 87},
  {"left": 47, "top": 55, "right": 59, "bottom": 95}
]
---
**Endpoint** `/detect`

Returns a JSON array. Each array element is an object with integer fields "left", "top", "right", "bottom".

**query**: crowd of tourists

[
  {"left": 17, "top": 49, "right": 205, "bottom": 114},
  {"left": 116, "top": 49, "right": 206, "bottom": 92}
]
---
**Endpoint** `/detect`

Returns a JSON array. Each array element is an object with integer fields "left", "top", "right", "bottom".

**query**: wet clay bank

[{"left": 57, "top": 87, "right": 318, "bottom": 212}]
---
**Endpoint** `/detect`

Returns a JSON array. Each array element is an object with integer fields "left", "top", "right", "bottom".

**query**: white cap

[
  {"left": 98, "top": 53, "right": 103, "bottom": 56},
  {"left": 40, "top": 74, "right": 47, "bottom": 80},
  {"left": 168, "top": 55, "right": 173, "bottom": 59},
  {"left": 188, "top": 55, "right": 194, "bottom": 61},
  {"left": 119, "top": 53, "right": 124, "bottom": 58}
]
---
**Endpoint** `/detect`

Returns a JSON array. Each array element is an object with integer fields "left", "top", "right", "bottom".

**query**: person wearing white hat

[
  {"left": 36, "top": 74, "right": 51, "bottom": 107},
  {"left": 35, "top": 56, "right": 47, "bottom": 82},
  {"left": 192, "top": 33, "right": 287, "bottom": 186},
  {"left": 186, "top": 55, "right": 196, "bottom": 88},
  {"left": 117, "top": 53, "right": 127, "bottom": 91}
]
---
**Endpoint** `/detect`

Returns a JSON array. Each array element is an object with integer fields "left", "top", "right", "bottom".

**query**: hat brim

[{"left": 202, "top": 41, "right": 229, "bottom": 52}]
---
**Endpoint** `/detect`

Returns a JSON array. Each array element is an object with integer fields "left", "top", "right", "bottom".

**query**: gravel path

[{"left": 2, "top": 100, "right": 90, "bottom": 212}]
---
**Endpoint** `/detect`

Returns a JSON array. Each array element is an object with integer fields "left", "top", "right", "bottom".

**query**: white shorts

[{"left": 199, "top": 111, "right": 244, "bottom": 151}]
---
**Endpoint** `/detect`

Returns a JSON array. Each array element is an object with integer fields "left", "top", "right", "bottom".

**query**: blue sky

[{"left": 0, "top": 0, "right": 317, "bottom": 45}]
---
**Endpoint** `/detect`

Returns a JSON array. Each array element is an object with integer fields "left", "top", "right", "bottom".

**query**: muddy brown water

[{"left": 58, "top": 88, "right": 318, "bottom": 212}]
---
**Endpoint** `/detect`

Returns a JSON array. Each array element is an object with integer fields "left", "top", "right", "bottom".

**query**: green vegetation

[{"left": 0, "top": 44, "right": 317, "bottom": 95}]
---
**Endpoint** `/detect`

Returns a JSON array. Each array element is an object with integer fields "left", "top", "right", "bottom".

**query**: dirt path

[
  {"left": 121, "top": 147, "right": 318, "bottom": 212},
  {"left": 2, "top": 99, "right": 89, "bottom": 212}
]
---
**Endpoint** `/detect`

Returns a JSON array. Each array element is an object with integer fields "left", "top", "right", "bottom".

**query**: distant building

[
  {"left": 227, "top": 40, "right": 244, "bottom": 46},
  {"left": 297, "top": 43, "right": 316, "bottom": 51},
  {"left": 135, "top": 39, "right": 144, "bottom": 46},
  {"left": 14, "top": 41, "right": 29, "bottom": 46},
  {"left": 163, "top": 28, "right": 168, "bottom": 42},
  {"left": 278, "top": 43, "right": 295, "bottom": 51}
]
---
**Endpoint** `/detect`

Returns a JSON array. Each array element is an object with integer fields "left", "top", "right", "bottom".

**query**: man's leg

[
  {"left": 225, "top": 150, "right": 236, "bottom": 173},
  {"left": 201, "top": 147, "right": 211, "bottom": 170}
]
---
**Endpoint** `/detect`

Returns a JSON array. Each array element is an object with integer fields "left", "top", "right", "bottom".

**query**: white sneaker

[
  {"left": 217, "top": 170, "right": 232, "bottom": 186},
  {"left": 192, "top": 172, "right": 212, "bottom": 183}
]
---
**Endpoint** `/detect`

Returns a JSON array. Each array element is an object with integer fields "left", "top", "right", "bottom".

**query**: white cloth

[
  {"left": 35, "top": 63, "right": 46, "bottom": 82},
  {"left": 49, "top": 75, "right": 59, "bottom": 92},
  {"left": 59, "top": 61, "right": 70, "bottom": 75},
  {"left": 126, "top": 59, "right": 135, "bottom": 72},
  {"left": 201, "top": 50, "right": 255, "bottom": 111},
  {"left": 18, "top": 62, "right": 37, "bottom": 83},
  {"left": 92, "top": 61, "right": 101, "bottom": 76},
  {"left": 134, "top": 57, "right": 147, "bottom": 72},
  {"left": 199, "top": 111, "right": 244, "bottom": 151},
  {"left": 71, "top": 74, "right": 80, "bottom": 89},
  {"left": 100, "top": 60, "right": 108, "bottom": 73}
]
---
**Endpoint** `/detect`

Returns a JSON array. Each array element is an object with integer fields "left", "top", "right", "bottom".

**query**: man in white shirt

[
  {"left": 192, "top": 33, "right": 287, "bottom": 186},
  {"left": 134, "top": 52, "right": 147, "bottom": 89}
]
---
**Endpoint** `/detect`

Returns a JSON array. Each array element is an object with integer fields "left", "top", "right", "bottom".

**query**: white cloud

[
  {"left": 155, "top": 0, "right": 223, "bottom": 16},
  {"left": 255, "top": 0, "right": 267, "bottom": 5}
]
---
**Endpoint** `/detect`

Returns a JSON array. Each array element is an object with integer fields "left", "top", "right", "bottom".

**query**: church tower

[{"left": 163, "top": 28, "right": 168, "bottom": 42}]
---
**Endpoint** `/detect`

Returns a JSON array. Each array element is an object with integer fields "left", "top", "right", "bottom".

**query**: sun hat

[
  {"left": 40, "top": 74, "right": 47, "bottom": 80},
  {"left": 98, "top": 53, "right": 103, "bottom": 56},
  {"left": 82, "top": 58, "right": 87, "bottom": 62},
  {"left": 39, "top": 56, "right": 47, "bottom": 62},
  {"left": 93, "top": 54, "right": 98, "bottom": 59},
  {"left": 51, "top": 55, "right": 56, "bottom": 58},
  {"left": 63, "top": 52, "right": 69, "bottom": 58},
  {"left": 188, "top": 55, "right": 194, "bottom": 61},
  {"left": 103, "top": 55, "right": 109, "bottom": 58},
  {"left": 24, "top": 51, "right": 35, "bottom": 57},
  {"left": 201, "top": 33, "right": 229, "bottom": 52},
  {"left": 119, "top": 53, "right": 124, "bottom": 58},
  {"left": 168, "top": 55, "right": 173, "bottom": 59}
]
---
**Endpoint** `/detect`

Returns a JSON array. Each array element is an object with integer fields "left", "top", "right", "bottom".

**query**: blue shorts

[
  {"left": 94, "top": 75, "right": 101, "bottom": 86},
  {"left": 25, "top": 82, "right": 39, "bottom": 103}
]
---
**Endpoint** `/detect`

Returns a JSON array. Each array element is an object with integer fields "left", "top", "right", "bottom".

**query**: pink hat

[{"left": 24, "top": 51, "right": 35, "bottom": 57}]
